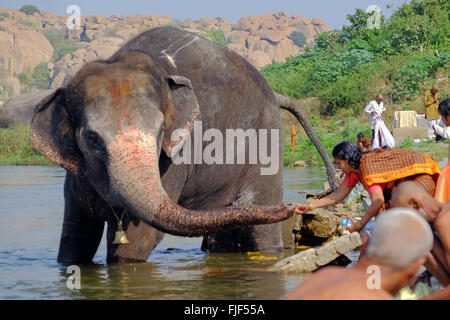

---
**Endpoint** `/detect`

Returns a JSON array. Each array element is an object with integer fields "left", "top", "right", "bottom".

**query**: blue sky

[{"left": 0, "top": 0, "right": 409, "bottom": 29}]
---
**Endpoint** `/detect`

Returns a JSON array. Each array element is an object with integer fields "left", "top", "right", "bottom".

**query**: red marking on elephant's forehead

[{"left": 107, "top": 80, "right": 132, "bottom": 124}]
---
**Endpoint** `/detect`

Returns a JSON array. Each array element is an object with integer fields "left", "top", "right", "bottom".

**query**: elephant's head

[{"left": 31, "top": 52, "right": 294, "bottom": 237}]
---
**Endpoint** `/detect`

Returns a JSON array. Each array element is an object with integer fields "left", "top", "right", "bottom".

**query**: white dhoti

[{"left": 372, "top": 117, "right": 396, "bottom": 149}]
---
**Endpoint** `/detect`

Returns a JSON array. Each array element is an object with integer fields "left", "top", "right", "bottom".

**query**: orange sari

[{"left": 359, "top": 148, "right": 441, "bottom": 210}]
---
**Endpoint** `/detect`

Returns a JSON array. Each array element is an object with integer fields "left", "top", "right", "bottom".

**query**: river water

[{"left": 0, "top": 166, "right": 352, "bottom": 300}]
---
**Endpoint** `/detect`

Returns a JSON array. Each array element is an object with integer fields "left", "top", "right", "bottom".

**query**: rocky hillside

[{"left": 0, "top": 8, "right": 329, "bottom": 98}]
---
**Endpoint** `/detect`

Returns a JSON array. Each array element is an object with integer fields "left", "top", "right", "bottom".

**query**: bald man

[
  {"left": 392, "top": 181, "right": 450, "bottom": 286},
  {"left": 284, "top": 208, "right": 433, "bottom": 300}
]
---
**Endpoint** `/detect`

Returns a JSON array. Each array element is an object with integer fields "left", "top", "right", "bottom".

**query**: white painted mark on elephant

[
  {"left": 232, "top": 189, "right": 255, "bottom": 206},
  {"left": 171, "top": 37, "right": 198, "bottom": 58},
  {"left": 161, "top": 35, "right": 198, "bottom": 68}
]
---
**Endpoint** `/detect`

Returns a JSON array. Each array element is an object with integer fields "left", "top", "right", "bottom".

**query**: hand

[
  {"left": 417, "top": 198, "right": 442, "bottom": 222},
  {"left": 347, "top": 217, "right": 363, "bottom": 232},
  {"left": 294, "top": 204, "right": 308, "bottom": 215},
  {"left": 347, "top": 224, "right": 358, "bottom": 233},
  {"left": 347, "top": 216, "right": 358, "bottom": 225}
]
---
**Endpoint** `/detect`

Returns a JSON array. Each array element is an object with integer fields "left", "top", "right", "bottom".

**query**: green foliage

[
  {"left": 43, "top": 30, "right": 82, "bottom": 62},
  {"left": 341, "top": 8, "right": 377, "bottom": 41},
  {"left": 104, "top": 28, "right": 117, "bottom": 38},
  {"left": 289, "top": 31, "right": 307, "bottom": 48},
  {"left": 390, "top": 15, "right": 434, "bottom": 51},
  {"left": 262, "top": 0, "right": 449, "bottom": 116},
  {"left": 19, "top": 5, "right": 40, "bottom": 15},
  {"left": 314, "top": 31, "right": 342, "bottom": 51},
  {"left": 18, "top": 62, "right": 50, "bottom": 89},
  {"left": 393, "top": 52, "right": 449, "bottom": 100},
  {"left": 203, "top": 29, "right": 228, "bottom": 47},
  {"left": 137, "top": 25, "right": 152, "bottom": 34},
  {"left": 0, "top": 125, "right": 52, "bottom": 166},
  {"left": 0, "top": 11, "right": 10, "bottom": 21},
  {"left": 311, "top": 49, "right": 374, "bottom": 86}
]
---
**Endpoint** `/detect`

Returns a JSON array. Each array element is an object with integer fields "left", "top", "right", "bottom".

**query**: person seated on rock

[
  {"left": 284, "top": 208, "right": 433, "bottom": 300},
  {"left": 391, "top": 181, "right": 450, "bottom": 286},
  {"left": 295, "top": 141, "right": 441, "bottom": 233},
  {"left": 357, "top": 132, "right": 372, "bottom": 152}
]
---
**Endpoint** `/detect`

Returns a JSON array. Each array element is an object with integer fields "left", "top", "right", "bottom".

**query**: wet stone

[{"left": 272, "top": 232, "right": 362, "bottom": 273}]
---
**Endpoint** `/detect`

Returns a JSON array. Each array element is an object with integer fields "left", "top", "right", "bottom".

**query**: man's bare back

[{"left": 284, "top": 266, "right": 392, "bottom": 300}]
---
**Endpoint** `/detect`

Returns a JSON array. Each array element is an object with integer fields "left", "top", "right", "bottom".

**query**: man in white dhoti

[{"left": 363, "top": 94, "right": 395, "bottom": 149}]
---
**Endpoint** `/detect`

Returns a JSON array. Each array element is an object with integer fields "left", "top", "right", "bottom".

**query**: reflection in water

[{"left": 0, "top": 166, "right": 328, "bottom": 299}]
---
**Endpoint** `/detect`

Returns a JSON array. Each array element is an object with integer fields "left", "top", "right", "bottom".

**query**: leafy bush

[
  {"left": 104, "top": 28, "right": 117, "bottom": 38},
  {"left": 18, "top": 62, "right": 50, "bottom": 89},
  {"left": 310, "top": 49, "right": 373, "bottom": 86},
  {"left": 19, "top": 5, "right": 40, "bottom": 15},
  {"left": 393, "top": 52, "right": 449, "bottom": 100},
  {"left": 43, "top": 30, "right": 82, "bottom": 62},
  {"left": 203, "top": 29, "right": 228, "bottom": 47},
  {"left": 0, "top": 11, "right": 10, "bottom": 21},
  {"left": 315, "top": 31, "right": 342, "bottom": 50},
  {"left": 390, "top": 15, "right": 433, "bottom": 51},
  {"left": 289, "top": 31, "right": 307, "bottom": 48},
  {"left": 0, "top": 125, "right": 52, "bottom": 166}
]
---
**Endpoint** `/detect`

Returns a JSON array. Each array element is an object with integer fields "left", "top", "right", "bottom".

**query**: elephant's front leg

[
  {"left": 106, "top": 160, "right": 186, "bottom": 263},
  {"left": 58, "top": 175, "right": 105, "bottom": 264},
  {"left": 106, "top": 218, "right": 164, "bottom": 263}
]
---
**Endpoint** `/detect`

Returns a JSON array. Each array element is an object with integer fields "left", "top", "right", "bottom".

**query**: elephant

[{"left": 30, "top": 27, "right": 337, "bottom": 263}]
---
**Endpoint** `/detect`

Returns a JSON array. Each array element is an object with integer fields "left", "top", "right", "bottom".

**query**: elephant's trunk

[{"left": 107, "top": 129, "right": 294, "bottom": 237}]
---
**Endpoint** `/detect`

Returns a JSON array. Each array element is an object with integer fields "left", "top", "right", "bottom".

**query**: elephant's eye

[{"left": 86, "top": 130, "right": 105, "bottom": 151}]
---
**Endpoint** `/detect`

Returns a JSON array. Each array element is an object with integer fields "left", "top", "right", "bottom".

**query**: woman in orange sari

[{"left": 295, "top": 141, "right": 441, "bottom": 232}]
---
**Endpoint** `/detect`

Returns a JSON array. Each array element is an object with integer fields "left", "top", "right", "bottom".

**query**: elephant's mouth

[{"left": 106, "top": 128, "right": 294, "bottom": 237}]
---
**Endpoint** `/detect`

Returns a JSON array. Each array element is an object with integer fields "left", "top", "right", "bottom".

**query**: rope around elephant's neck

[{"left": 108, "top": 203, "right": 126, "bottom": 228}]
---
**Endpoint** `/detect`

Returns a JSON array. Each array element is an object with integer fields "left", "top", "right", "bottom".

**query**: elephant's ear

[
  {"left": 30, "top": 88, "right": 82, "bottom": 175},
  {"left": 162, "top": 75, "right": 201, "bottom": 159}
]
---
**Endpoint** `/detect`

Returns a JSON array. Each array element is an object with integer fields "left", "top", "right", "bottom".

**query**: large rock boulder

[
  {"left": 301, "top": 208, "right": 344, "bottom": 238},
  {"left": 0, "top": 89, "right": 54, "bottom": 127},
  {"left": 0, "top": 18, "right": 53, "bottom": 76}
]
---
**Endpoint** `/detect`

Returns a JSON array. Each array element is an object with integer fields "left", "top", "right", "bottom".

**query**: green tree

[
  {"left": 315, "top": 31, "right": 342, "bottom": 50},
  {"left": 18, "top": 62, "right": 50, "bottom": 89},
  {"left": 204, "top": 29, "right": 228, "bottom": 47},
  {"left": 341, "top": 9, "right": 374, "bottom": 41},
  {"left": 43, "top": 30, "right": 82, "bottom": 62},
  {"left": 289, "top": 31, "right": 307, "bottom": 48},
  {"left": 19, "top": 5, "right": 40, "bottom": 15}
]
